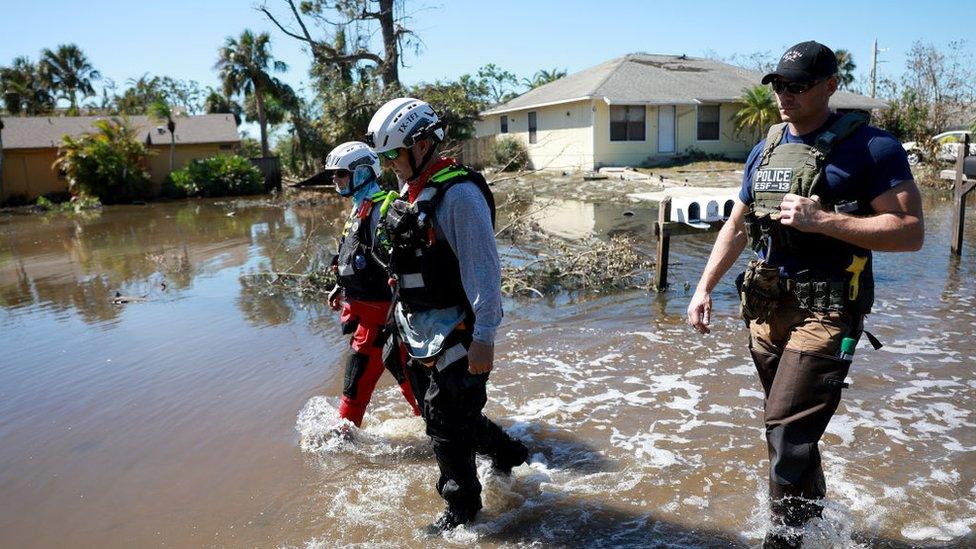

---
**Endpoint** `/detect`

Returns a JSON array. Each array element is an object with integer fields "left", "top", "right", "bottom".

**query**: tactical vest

[
  {"left": 382, "top": 164, "right": 496, "bottom": 314},
  {"left": 336, "top": 190, "right": 397, "bottom": 301},
  {"left": 746, "top": 113, "right": 875, "bottom": 314}
]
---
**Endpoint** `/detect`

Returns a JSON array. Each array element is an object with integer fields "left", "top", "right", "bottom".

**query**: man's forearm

[
  {"left": 696, "top": 220, "right": 748, "bottom": 293},
  {"left": 815, "top": 210, "right": 924, "bottom": 252}
]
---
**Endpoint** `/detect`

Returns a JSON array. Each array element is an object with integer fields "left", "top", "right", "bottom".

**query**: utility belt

[{"left": 736, "top": 259, "right": 870, "bottom": 322}]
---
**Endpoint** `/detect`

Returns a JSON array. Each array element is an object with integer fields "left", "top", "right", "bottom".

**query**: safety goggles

[
  {"left": 770, "top": 78, "right": 825, "bottom": 94},
  {"left": 379, "top": 148, "right": 402, "bottom": 161}
]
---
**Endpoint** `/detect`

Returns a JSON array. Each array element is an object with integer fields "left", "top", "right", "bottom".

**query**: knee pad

[{"left": 342, "top": 352, "right": 370, "bottom": 399}]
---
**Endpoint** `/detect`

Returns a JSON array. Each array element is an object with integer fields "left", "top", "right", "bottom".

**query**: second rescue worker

[
  {"left": 365, "top": 98, "right": 529, "bottom": 532},
  {"left": 325, "top": 142, "right": 420, "bottom": 432}
]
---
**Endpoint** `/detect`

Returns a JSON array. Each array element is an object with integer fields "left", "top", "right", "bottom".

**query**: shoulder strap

[
  {"left": 812, "top": 112, "right": 868, "bottom": 158},
  {"left": 428, "top": 164, "right": 496, "bottom": 228},
  {"left": 758, "top": 123, "right": 789, "bottom": 167}
]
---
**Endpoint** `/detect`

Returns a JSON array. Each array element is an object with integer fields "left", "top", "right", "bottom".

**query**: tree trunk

[
  {"left": 377, "top": 0, "right": 400, "bottom": 89},
  {"left": 255, "top": 87, "right": 270, "bottom": 158},
  {"left": 168, "top": 119, "right": 177, "bottom": 173}
]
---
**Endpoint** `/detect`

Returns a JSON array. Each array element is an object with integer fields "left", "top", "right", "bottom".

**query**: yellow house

[
  {"left": 475, "top": 54, "right": 887, "bottom": 172},
  {"left": 1, "top": 113, "right": 240, "bottom": 203}
]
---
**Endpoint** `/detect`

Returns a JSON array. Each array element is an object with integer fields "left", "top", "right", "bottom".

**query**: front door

[{"left": 658, "top": 105, "right": 675, "bottom": 153}]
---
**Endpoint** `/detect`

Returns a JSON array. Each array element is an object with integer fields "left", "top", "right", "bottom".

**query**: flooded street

[{"left": 1, "top": 190, "right": 974, "bottom": 548}]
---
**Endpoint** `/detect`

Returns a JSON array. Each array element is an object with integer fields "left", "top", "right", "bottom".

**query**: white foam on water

[
  {"left": 902, "top": 518, "right": 976, "bottom": 541},
  {"left": 738, "top": 388, "right": 764, "bottom": 400},
  {"left": 726, "top": 364, "right": 755, "bottom": 376},
  {"left": 684, "top": 367, "right": 710, "bottom": 377},
  {"left": 631, "top": 330, "right": 662, "bottom": 342},
  {"left": 296, "top": 396, "right": 428, "bottom": 457}
]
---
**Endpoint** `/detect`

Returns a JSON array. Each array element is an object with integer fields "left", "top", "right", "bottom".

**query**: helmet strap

[
  {"left": 339, "top": 168, "right": 376, "bottom": 197},
  {"left": 406, "top": 141, "right": 438, "bottom": 182}
]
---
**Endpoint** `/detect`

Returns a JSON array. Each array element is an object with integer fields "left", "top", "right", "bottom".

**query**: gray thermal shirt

[{"left": 394, "top": 179, "right": 503, "bottom": 356}]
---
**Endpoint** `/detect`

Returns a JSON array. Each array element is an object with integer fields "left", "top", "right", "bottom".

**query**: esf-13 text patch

[{"left": 754, "top": 168, "right": 792, "bottom": 192}]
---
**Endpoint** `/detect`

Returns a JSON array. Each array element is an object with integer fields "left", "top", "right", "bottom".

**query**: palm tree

[
  {"left": 148, "top": 99, "right": 177, "bottom": 173},
  {"left": 215, "top": 30, "right": 287, "bottom": 158},
  {"left": 203, "top": 89, "right": 243, "bottom": 125},
  {"left": 39, "top": 44, "right": 101, "bottom": 114},
  {"left": 521, "top": 68, "right": 567, "bottom": 89},
  {"left": 1, "top": 57, "right": 55, "bottom": 115},
  {"left": 734, "top": 85, "right": 779, "bottom": 142},
  {"left": 834, "top": 49, "right": 856, "bottom": 90}
]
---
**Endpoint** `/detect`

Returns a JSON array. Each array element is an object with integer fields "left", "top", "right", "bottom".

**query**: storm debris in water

[
  {"left": 240, "top": 265, "right": 337, "bottom": 300},
  {"left": 501, "top": 234, "right": 654, "bottom": 297}
]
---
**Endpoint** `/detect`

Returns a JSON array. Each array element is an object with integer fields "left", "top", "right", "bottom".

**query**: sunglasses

[
  {"left": 332, "top": 169, "right": 351, "bottom": 179},
  {"left": 770, "top": 78, "right": 825, "bottom": 94},
  {"left": 379, "top": 148, "right": 402, "bottom": 161}
]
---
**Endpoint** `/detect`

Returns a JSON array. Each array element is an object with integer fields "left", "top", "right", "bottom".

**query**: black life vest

[
  {"left": 382, "top": 164, "right": 495, "bottom": 314},
  {"left": 336, "top": 191, "right": 396, "bottom": 301}
]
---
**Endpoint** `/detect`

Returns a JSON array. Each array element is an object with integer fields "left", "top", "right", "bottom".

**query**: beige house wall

[
  {"left": 476, "top": 100, "right": 754, "bottom": 172},
  {"left": 1, "top": 149, "right": 64, "bottom": 201},
  {"left": 674, "top": 103, "right": 753, "bottom": 159},
  {"left": 2, "top": 143, "right": 236, "bottom": 202},
  {"left": 475, "top": 99, "right": 594, "bottom": 171},
  {"left": 593, "top": 102, "right": 753, "bottom": 168}
]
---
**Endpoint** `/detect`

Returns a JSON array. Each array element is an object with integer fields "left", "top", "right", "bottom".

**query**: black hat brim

[{"left": 761, "top": 68, "right": 817, "bottom": 85}]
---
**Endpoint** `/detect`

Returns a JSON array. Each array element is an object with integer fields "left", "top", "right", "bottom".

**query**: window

[
  {"left": 528, "top": 111, "right": 537, "bottom": 144},
  {"left": 500, "top": 115, "right": 508, "bottom": 134},
  {"left": 610, "top": 105, "right": 645, "bottom": 141},
  {"left": 697, "top": 104, "right": 721, "bottom": 141}
]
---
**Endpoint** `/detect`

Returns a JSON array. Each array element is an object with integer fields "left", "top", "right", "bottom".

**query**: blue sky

[{"left": 2, "top": 0, "right": 974, "bottom": 100}]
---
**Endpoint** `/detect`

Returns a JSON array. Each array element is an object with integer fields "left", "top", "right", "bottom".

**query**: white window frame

[{"left": 696, "top": 104, "right": 722, "bottom": 142}]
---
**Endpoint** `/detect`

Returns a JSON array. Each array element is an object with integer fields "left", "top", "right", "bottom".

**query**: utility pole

[{"left": 870, "top": 39, "right": 878, "bottom": 98}]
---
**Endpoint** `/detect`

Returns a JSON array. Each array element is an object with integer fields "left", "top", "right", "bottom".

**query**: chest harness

[
  {"left": 375, "top": 162, "right": 496, "bottom": 316},
  {"left": 335, "top": 190, "right": 398, "bottom": 301}
]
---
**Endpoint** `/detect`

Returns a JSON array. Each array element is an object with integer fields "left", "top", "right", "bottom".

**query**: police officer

[
  {"left": 365, "top": 98, "right": 529, "bottom": 532},
  {"left": 686, "top": 41, "right": 923, "bottom": 547},
  {"left": 325, "top": 141, "right": 420, "bottom": 433}
]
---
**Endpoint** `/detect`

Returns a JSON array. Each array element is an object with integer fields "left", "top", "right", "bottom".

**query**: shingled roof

[
  {"left": 482, "top": 53, "right": 887, "bottom": 115},
  {"left": 1, "top": 114, "right": 240, "bottom": 150}
]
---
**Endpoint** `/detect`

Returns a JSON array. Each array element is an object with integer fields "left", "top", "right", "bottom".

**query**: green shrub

[
  {"left": 35, "top": 194, "right": 102, "bottom": 213},
  {"left": 55, "top": 117, "right": 152, "bottom": 204},
  {"left": 489, "top": 136, "right": 529, "bottom": 172},
  {"left": 166, "top": 155, "right": 264, "bottom": 198}
]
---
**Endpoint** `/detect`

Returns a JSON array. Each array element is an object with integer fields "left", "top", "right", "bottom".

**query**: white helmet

[
  {"left": 364, "top": 97, "right": 445, "bottom": 154},
  {"left": 323, "top": 141, "right": 381, "bottom": 196}
]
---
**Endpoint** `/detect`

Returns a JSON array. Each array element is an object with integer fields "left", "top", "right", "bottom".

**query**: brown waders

[{"left": 748, "top": 294, "right": 859, "bottom": 545}]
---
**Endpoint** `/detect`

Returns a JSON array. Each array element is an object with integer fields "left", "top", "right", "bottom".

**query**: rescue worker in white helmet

[
  {"left": 324, "top": 141, "right": 420, "bottom": 433},
  {"left": 687, "top": 41, "right": 923, "bottom": 548},
  {"left": 365, "top": 98, "right": 529, "bottom": 532}
]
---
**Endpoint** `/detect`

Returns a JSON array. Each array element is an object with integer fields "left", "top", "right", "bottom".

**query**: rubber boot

[
  {"left": 428, "top": 437, "right": 482, "bottom": 532},
  {"left": 474, "top": 416, "right": 528, "bottom": 475},
  {"left": 764, "top": 348, "right": 850, "bottom": 533}
]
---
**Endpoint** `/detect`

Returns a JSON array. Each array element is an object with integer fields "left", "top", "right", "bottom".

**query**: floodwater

[{"left": 1, "top": 189, "right": 974, "bottom": 548}]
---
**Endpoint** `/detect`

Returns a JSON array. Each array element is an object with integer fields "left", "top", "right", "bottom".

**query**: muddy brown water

[{"left": 1, "top": 190, "right": 974, "bottom": 548}]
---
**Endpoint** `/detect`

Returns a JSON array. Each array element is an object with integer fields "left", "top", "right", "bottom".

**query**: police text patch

[{"left": 753, "top": 168, "right": 793, "bottom": 192}]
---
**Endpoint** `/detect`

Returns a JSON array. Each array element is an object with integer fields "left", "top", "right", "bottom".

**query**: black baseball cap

[{"left": 761, "top": 41, "right": 839, "bottom": 84}]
